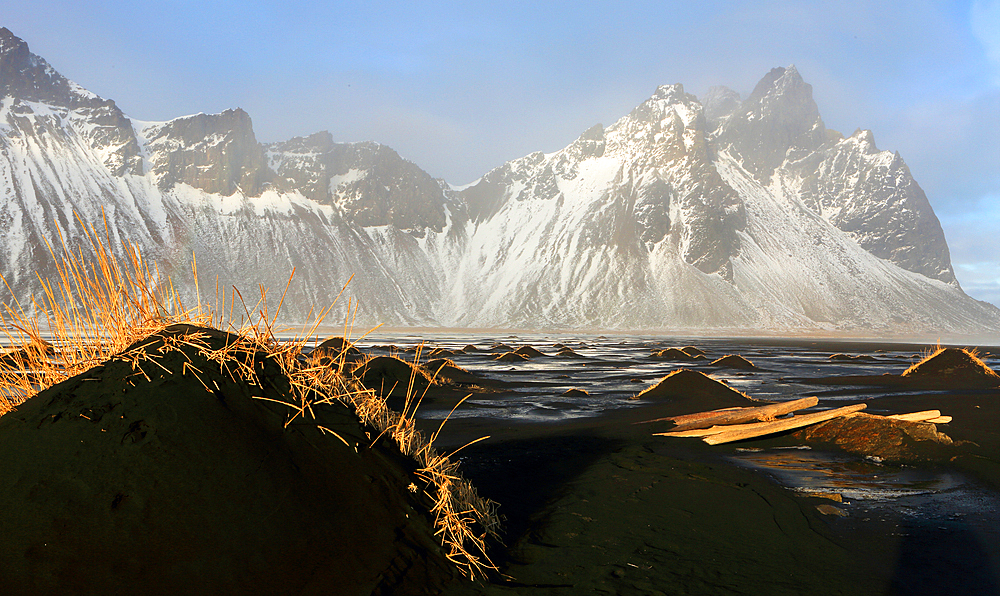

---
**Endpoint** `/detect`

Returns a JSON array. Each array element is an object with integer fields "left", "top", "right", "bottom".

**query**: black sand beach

[
  {"left": 3, "top": 331, "right": 1000, "bottom": 595},
  {"left": 368, "top": 335, "right": 1000, "bottom": 595}
]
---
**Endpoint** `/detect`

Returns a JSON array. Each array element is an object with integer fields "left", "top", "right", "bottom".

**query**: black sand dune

[
  {"left": 635, "top": 369, "right": 761, "bottom": 415},
  {"left": 709, "top": 354, "right": 758, "bottom": 369},
  {"left": 309, "top": 335, "right": 365, "bottom": 368},
  {"left": 0, "top": 325, "right": 459, "bottom": 596},
  {"left": 810, "top": 346, "right": 1000, "bottom": 390},
  {"left": 350, "top": 355, "right": 435, "bottom": 397},
  {"left": 651, "top": 347, "right": 706, "bottom": 361},
  {"left": 513, "top": 346, "right": 547, "bottom": 358}
]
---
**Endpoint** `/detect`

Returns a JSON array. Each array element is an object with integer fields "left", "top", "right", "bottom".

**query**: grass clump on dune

[
  {"left": 902, "top": 346, "right": 1000, "bottom": 386},
  {"left": 0, "top": 220, "right": 499, "bottom": 583}
]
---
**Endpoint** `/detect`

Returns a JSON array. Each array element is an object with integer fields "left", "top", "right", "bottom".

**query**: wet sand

[
  {"left": 4, "top": 331, "right": 1000, "bottom": 594},
  {"left": 362, "top": 336, "right": 1000, "bottom": 595}
]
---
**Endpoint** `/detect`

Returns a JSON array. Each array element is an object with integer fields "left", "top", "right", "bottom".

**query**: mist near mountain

[{"left": 0, "top": 27, "right": 997, "bottom": 336}]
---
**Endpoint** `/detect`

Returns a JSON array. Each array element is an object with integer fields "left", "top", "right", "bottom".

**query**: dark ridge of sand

[
  {"left": 310, "top": 335, "right": 365, "bottom": 366},
  {"left": 680, "top": 345, "right": 706, "bottom": 356},
  {"left": 555, "top": 348, "right": 585, "bottom": 359},
  {"left": 0, "top": 324, "right": 458, "bottom": 596},
  {"left": 423, "top": 358, "right": 484, "bottom": 386},
  {"left": 709, "top": 354, "right": 758, "bottom": 369},
  {"left": 809, "top": 347, "right": 1000, "bottom": 391},
  {"left": 828, "top": 353, "right": 876, "bottom": 361},
  {"left": 902, "top": 348, "right": 1000, "bottom": 386},
  {"left": 513, "top": 346, "right": 547, "bottom": 358},
  {"left": 651, "top": 348, "right": 705, "bottom": 361},
  {"left": 315, "top": 335, "right": 358, "bottom": 354},
  {"left": 490, "top": 343, "right": 514, "bottom": 353},
  {"left": 560, "top": 388, "right": 589, "bottom": 397},
  {"left": 462, "top": 344, "right": 480, "bottom": 352},
  {"left": 495, "top": 352, "right": 529, "bottom": 362},
  {"left": 429, "top": 347, "right": 458, "bottom": 358},
  {"left": 351, "top": 355, "right": 435, "bottom": 397},
  {"left": 635, "top": 369, "right": 761, "bottom": 415}
]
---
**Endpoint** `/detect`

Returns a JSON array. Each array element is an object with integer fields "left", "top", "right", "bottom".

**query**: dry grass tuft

[
  {"left": 0, "top": 217, "right": 499, "bottom": 579},
  {"left": 313, "top": 346, "right": 501, "bottom": 579},
  {"left": 902, "top": 345, "right": 999, "bottom": 379}
]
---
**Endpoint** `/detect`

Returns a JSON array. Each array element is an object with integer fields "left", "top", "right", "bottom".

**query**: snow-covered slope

[
  {"left": 447, "top": 73, "right": 998, "bottom": 332},
  {"left": 0, "top": 27, "right": 996, "bottom": 334}
]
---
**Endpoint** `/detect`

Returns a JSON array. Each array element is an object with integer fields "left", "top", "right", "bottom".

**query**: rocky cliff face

[
  {"left": 0, "top": 28, "right": 994, "bottom": 334},
  {"left": 713, "top": 66, "right": 827, "bottom": 180},
  {"left": 139, "top": 109, "right": 273, "bottom": 196},
  {"left": 705, "top": 65, "right": 956, "bottom": 285},
  {"left": 266, "top": 134, "right": 465, "bottom": 233}
]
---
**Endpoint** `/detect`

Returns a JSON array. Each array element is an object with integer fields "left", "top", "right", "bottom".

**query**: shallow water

[
  {"left": 354, "top": 332, "right": 997, "bottom": 421},
  {"left": 352, "top": 332, "right": 1000, "bottom": 522}
]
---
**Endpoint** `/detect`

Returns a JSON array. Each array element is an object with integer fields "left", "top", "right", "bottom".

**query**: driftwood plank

[
  {"left": 925, "top": 416, "right": 952, "bottom": 424},
  {"left": 654, "top": 427, "right": 727, "bottom": 438},
  {"left": 887, "top": 410, "right": 942, "bottom": 422},
  {"left": 636, "top": 407, "right": 744, "bottom": 426},
  {"left": 702, "top": 403, "right": 867, "bottom": 445},
  {"left": 642, "top": 396, "right": 820, "bottom": 432}
]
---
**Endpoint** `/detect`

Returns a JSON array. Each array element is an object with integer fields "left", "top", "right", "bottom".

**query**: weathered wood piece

[
  {"left": 887, "top": 410, "right": 942, "bottom": 423},
  {"left": 642, "top": 396, "right": 819, "bottom": 432},
  {"left": 925, "top": 415, "right": 952, "bottom": 424},
  {"left": 654, "top": 427, "right": 728, "bottom": 438},
  {"left": 702, "top": 403, "right": 867, "bottom": 445}
]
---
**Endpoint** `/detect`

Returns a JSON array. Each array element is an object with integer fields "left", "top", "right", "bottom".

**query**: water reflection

[
  {"left": 350, "top": 332, "right": 996, "bottom": 422},
  {"left": 730, "top": 449, "right": 963, "bottom": 501}
]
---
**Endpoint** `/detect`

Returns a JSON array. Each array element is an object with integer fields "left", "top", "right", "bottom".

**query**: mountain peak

[
  {"left": 0, "top": 27, "right": 27, "bottom": 56},
  {"left": 652, "top": 83, "right": 688, "bottom": 103},
  {"left": 716, "top": 65, "right": 825, "bottom": 179},
  {"left": 747, "top": 65, "right": 808, "bottom": 104},
  {"left": 0, "top": 26, "right": 103, "bottom": 108}
]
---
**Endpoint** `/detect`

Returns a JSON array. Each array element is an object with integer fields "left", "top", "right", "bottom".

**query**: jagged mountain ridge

[{"left": 0, "top": 27, "right": 996, "bottom": 334}]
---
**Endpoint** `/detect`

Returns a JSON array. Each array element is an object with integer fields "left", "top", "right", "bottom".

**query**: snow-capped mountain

[{"left": 0, "top": 27, "right": 996, "bottom": 334}]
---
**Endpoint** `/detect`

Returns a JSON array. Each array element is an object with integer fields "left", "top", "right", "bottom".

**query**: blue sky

[{"left": 5, "top": 0, "right": 1000, "bottom": 306}]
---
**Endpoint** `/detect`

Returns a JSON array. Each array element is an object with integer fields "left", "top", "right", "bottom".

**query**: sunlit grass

[
  {"left": 902, "top": 344, "right": 999, "bottom": 379},
  {"left": 0, "top": 215, "right": 499, "bottom": 579}
]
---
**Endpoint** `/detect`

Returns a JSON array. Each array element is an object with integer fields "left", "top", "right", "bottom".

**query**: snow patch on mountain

[{"left": 0, "top": 28, "right": 995, "bottom": 335}]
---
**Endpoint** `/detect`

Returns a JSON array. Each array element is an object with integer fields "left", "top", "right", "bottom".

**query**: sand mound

[
  {"left": 556, "top": 347, "right": 584, "bottom": 359},
  {"left": 680, "top": 346, "right": 706, "bottom": 357},
  {"left": 462, "top": 344, "right": 480, "bottom": 352},
  {"left": 828, "top": 353, "right": 875, "bottom": 361},
  {"left": 636, "top": 369, "right": 760, "bottom": 414},
  {"left": 0, "top": 324, "right": 461, "bottom": 595},
  {"left": 428, "top": 348, "right": 457, "bottom": 358},
  {"left": 561, "top": 388, "right": 589, "bottom": 397},
  {"left": 352, "top": 355, "right": 435, "bottom": 397},
  {"left": 651, "top": 348, "right": 705, "bottom": 361},
  {"left": 902, "top": 348, "right": 1000, "bottom": 387},
  {"left": 710, "top": 354, "right": 757, "bottom": 369},
  {"left": 490, "top": 343, "right": 513, "bottom": 353},
  {"left": 310, "top": 335, "right": 365, "bottom": 367},
  {"left": 423, "top": 358, "right": 482, "bottom": 385},
  {"left": 514, "top": 346, "right": 547, "bottom": 358},
  {"left": 495, "top": 352, "right": 529, "bottom": 362}
]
